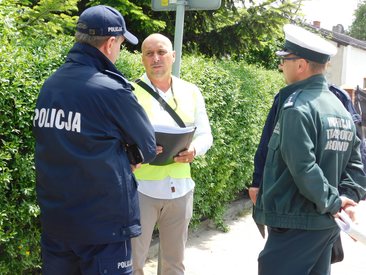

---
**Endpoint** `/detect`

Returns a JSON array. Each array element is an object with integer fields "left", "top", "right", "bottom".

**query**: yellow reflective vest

[{"left": 132, "top": 78, "right": 197, "bottom": 180}]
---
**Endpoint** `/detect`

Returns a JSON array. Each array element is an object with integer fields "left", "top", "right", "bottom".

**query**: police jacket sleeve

[
  {"left": 280, "top": 108, "right": 341, "bottom": 215},
  {"left": 252, "top": 96, "right": 279, "bottom": 187},
  {"left": 338, "top": 136, "right": 366, "bottom": 201},
  {"left": 109, "top": 86, "right": 156, "bottom": 163},
  {"left": 329, "top": 84, "right": 363, "bottom": 139}
]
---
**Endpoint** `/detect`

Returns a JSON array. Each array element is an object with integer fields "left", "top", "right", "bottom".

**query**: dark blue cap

[{"left": 76, "top": 5, "right": 138, "bottom": 45}]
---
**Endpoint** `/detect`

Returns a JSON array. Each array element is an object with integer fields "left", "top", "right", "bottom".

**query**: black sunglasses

[{"left": 279, "top": 57, "right": 301, "bottom": 64}]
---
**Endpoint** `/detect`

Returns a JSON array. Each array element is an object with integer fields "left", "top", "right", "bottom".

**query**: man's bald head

[{"left": 141, "top": 33, "right": 173, "bottom": 52}]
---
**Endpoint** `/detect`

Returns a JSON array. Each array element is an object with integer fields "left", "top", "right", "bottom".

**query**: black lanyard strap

[{"left": 135, "top": 79, "right": 186, "bottom": 128}]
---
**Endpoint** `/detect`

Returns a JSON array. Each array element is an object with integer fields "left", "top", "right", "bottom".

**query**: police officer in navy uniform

[
  {"left": 33, "top": 5, "right": 156, "bottom": 275},
  {"left": 253, "top": 24, "right": 366, "bottom": 275}
]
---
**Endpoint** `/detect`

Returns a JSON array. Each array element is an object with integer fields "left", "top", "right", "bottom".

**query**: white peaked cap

[{"left": 276, "top": 24, "right": 337, "bottom": 64}]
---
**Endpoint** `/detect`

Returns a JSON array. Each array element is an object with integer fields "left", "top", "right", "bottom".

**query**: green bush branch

[{"left": 0, "top": 24, "right": 283, "bottom": 275}]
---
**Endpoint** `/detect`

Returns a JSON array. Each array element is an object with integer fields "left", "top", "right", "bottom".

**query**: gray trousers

[
  {"left": 258, "top": 226, "right": 340, "bottom": 275},
  {"left": 132, "top": 191, "right": 193, "bottom": 275}
]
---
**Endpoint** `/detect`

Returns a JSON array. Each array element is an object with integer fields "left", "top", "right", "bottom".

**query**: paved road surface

[{"left": 143, "top": 198, "right": 366, "bottom": 275}]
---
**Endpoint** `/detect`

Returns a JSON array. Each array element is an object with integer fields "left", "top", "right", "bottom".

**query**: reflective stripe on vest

[{"left": 132, "top": 81, "right": 197, "bottom": 180}]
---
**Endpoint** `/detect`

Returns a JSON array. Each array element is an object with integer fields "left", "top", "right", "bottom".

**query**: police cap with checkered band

[{"left": 76, "top": 5, "right": 138, "bottom": 45}]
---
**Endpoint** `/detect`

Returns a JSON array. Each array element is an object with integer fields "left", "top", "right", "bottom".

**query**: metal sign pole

[
  {"left": 172, "top": 0, "right": 186, "bottom": 78},
  {"left": 157, "top": 2, "right": 185, "bottom": 271},
  {"left": 149, "top": 1, "right": 221, "bottom": 273},
  {"left": 159, "top": 2, "right": 186, "bottom": 271}
]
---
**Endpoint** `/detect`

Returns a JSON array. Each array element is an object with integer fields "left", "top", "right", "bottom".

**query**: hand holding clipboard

[{"left": 150, "top": 125, "right": 196, "bottom": 166}]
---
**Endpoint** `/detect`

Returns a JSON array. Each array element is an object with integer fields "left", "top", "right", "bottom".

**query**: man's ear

[
  {"left": 106, "top": 36, "right": 116, "bottom": 55},
  {"left": 297, "top": 58, "right": 309, "bottom": 73},
  {"left": 100, "top": 36, "right": 116, "bottom": 56},
  {"left": 172, "top": 50, "right": 176, "bottom": 63}
]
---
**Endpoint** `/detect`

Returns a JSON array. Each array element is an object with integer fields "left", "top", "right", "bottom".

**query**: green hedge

[
  {"left": 0, "top": 35, "right": 74, "bottom": 274},
  {"left": 0, "top": 36, "right": 282, "bottom": 273}
]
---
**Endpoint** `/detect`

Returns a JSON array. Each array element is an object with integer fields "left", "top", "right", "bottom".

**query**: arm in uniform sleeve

[
  {"left": 330, "top": 84, "right": 363, "bottom": 140},
  {"left": 190, "top": 86, "right": 213, "bottom": 156},
  {"left": 280, "top": 108, "right": 341, "bottom": 215},
  {"left": 339, "top": 135, "right": 366, "bottom": 201},
  {"left": 330, "top": 84, "right": 366, "bottom": 188},
  {"left": 252, "top": 95, "right": 279, "bottom": 187},
  {"left": 110, "top": 86, "right": 157, "bottom": 163}
]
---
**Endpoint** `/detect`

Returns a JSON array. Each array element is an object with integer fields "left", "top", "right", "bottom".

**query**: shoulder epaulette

[
  {"left": 103, "top": 69, "right": 129, "bottom": 86},
  {"left": 283, "top": 89, "right": 303, "bottom": 109}
]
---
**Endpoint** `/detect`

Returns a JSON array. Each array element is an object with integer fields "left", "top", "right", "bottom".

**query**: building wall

[
  {"left": 326, "top": 42, "right": 344, "bottom": 86},
  {"left": 326, "top": 42, "right": 366, "bottom": 89},
  {"left": 343, "top": 46, "right": 366, "bottom": 89}
]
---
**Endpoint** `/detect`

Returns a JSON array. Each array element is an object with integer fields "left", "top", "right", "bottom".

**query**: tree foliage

[
  {"left": 182, "top": 0, "right": 300, "bottom": 68},
  {"left": 86, "top": 0, "right": 302, "bottom": 68},
  {"left": 1, "top": 0, "right": 79, "bottom": 39},
  {"left": 349, "top": 0, "right": 366, "bottom": 40},
  {"left": 5, "top": 0, "right": 304, "bottom": 68},
  {"left": 87, "top": 0, "right": 166, "bottom": 42}
]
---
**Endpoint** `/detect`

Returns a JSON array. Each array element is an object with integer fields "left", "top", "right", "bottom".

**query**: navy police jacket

[
  {"left": 33, "top": 43, "right": 156, "bottom": 244},
  {"left": 252, "top": 84, "right": 364, "bottom": 188}
]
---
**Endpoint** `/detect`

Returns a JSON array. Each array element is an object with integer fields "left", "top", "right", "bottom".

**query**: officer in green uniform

[{"left": 253, "top": 24, "right": 366, "bottom": 275}]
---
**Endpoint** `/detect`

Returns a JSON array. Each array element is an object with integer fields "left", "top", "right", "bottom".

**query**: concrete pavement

[{"left": 142, "top": 198, "right": 366, "bottom": 275}]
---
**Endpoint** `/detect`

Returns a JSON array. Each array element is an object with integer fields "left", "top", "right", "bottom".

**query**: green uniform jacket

[{"left": 254, "top": 74, "right": 366, "bottom": 230}]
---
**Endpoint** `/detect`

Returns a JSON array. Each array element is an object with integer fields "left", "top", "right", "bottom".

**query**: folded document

[
  {"left": 335, "top": 210, "right": 366, "bottom": 245},
  {"left": 149, "top": 125, "right": 196, "bottom": 166}
]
